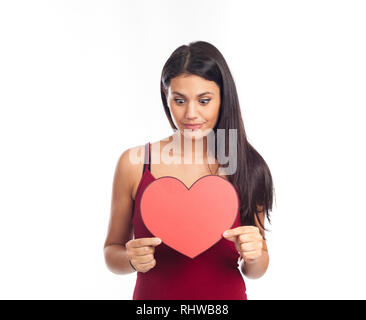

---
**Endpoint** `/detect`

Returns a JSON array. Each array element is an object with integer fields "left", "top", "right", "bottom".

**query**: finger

[
  {"left": 222, "top": 226, "right": 247, "bottom": 239},
  {"left": 133, "top": 246, "right": 155, "bottom": 256},
  {"left": 222, "top": 233, "right": 238, "bottom": 242},
  {"left": 238, "top": 233, "right": 262, "bottom": 244},
  {"left": 239, "top": 226, "right": 259, "bottom": 234},
  {"left": 134, "top": 253, "right": 154, "bottom": 264},
  {"left": 240, "top": 242, "right": 257, "bottom": 252},
  {"left": 138, "top": 259, "right": 156, "bottom": 272},
  {"left": 223, "top": 226, "right": 252, "bottom": 238},
  {"left": 242, "top": 252, "right": 260, "bottom": 261},
  {"left": 130, "top": 237, "right": 162, "bottom": 248},
  {"left": 223, "top": 226, "right": 258, "bottom": 239}
]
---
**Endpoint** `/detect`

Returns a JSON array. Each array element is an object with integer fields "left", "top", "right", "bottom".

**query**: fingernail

[
  {"left": 156, "top": 238, "right": 162, "bottom": 244},
  {"left": 223, "top": 231, "right": 229, "bottom": 237}
]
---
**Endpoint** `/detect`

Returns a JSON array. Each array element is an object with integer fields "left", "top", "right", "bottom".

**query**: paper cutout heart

[{"left": 140, "top": 175, "right": 239, "bottom": 258}]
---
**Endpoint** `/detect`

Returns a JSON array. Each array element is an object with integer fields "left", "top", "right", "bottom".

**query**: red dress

[{"left": 131, "top": 142, "right": 247, "bottom": 300}]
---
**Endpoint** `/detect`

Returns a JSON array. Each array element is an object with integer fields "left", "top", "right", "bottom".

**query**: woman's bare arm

[
  {"left": 103, "top": 146, "right": 143, "bottom": 274},
  {"left": 240, "top": 210, "right": 269, "bottom": 279}
]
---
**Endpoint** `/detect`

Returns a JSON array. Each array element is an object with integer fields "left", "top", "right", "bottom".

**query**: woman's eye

[
  {"left": 173, "top": 98, "right": 211, "bottom": 105},
  {"left": 174, "top": 98, "right": 185, "bottom": 105},
  {"left": 200, "top": 99, "right": 211, "bottom": 105}
]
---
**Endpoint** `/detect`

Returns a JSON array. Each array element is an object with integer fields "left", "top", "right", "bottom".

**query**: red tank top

[{"left": 132, "top": 142, "right": 247, "bottom": 300}]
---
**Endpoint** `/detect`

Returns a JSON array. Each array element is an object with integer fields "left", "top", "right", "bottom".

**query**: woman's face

[{"left": 165, "top": 74, "right": 221, "bottom": 141}]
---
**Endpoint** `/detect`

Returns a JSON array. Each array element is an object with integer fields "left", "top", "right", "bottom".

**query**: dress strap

[
  {"left": 142, "top": 142, "right": 151, "bottom": 174},
  {"left": 148, "top": 142, "right": 151, "bottom": 171}
]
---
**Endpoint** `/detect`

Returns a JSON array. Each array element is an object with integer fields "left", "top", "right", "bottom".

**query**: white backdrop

[{"left": 0, "top": 0, "right": 365, "bottom": 299}]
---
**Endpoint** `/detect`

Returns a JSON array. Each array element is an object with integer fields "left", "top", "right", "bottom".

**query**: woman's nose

[{"left": 185, "top": 102, "right": 198, "bottom": 119}]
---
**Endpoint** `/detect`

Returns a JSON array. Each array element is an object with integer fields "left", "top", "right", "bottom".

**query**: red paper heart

[{"left": 140, "top": 175, "right": 239, "bottom": 258}]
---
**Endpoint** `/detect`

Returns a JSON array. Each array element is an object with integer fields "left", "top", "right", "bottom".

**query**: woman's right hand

[{"left": 125, "top": 237, "right": 162, "bottom": 273}]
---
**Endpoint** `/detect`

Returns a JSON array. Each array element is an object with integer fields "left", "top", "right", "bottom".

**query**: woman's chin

[{"left": 180, "top": 129, "right": 206, "bottom": 140}]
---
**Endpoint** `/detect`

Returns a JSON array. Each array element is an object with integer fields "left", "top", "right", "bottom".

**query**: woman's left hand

[{"left": 222, "top": 226, "right": 264, "bottom": 264}]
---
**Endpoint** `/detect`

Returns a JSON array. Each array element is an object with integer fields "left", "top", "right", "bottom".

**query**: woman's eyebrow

[{"left": 172, "top": 91, "right": 214, "bottom": 97}]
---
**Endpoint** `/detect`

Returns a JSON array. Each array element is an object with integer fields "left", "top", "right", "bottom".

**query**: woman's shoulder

[
  {"left": 117, "top": 144, "right": 145, "bottom": 170},
  {"left": 116, "top": 144, "right": 147, "bottom": 199}
]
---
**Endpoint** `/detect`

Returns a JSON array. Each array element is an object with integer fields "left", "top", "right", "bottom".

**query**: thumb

[
  {"left": 222, "top": 231, "right": 237, "bottom": 242},
  {"left": 150, "top": 237, "right": 162, "bottom": 246}
]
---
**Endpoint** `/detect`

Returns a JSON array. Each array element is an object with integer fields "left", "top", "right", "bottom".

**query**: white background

[{"left": 0, "top": 0, "right": 365, "bottom": 299}]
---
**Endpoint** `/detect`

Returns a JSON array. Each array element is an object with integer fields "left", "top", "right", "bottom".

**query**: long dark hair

[{"left": 160, "top": 41, "right": 274, "bottom": 235}]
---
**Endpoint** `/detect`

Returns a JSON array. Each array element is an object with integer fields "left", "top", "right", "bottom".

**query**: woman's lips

[{"left": 183, "top": 123, "right": 204, "bottom": 130}]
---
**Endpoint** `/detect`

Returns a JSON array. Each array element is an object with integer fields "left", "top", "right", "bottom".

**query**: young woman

[{"left": 103, "top": 41, "right": 274, "bottom": 300}]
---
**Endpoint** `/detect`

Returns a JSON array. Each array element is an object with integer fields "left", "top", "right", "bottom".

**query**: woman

[{"left": 103, "top": 41, "right": 274, "bottom": 300}]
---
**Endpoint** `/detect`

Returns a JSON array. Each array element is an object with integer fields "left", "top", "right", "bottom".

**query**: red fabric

[{"left": 131, "top": 142, "right": 247, "bottom": 300}]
